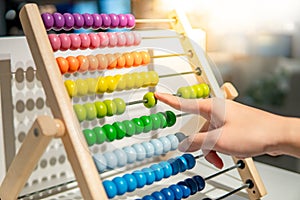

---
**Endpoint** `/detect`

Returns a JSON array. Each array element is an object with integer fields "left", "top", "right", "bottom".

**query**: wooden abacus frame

[{"left": 0, "top": 3, "right": 266, "bottom": 200}]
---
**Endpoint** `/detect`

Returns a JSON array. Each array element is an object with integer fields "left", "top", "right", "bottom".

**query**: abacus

[{"left": 0, "top": 3, "right": 267, "bottom": 200}]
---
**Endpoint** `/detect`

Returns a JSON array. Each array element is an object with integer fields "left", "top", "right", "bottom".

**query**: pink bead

[
  {"left": 88, "top": 33, "right": 100, "bottom": 49},
  {"left": 98, "top": 32, "right": 109, "bottom": 48},
  {"left": 79, "top": 33, "right": 91, "bottom": 50},
  {"left": 124, "top": 32, "right": 134, "bottom": 46},
  {"left": 116, "top": 32, "right": 126, "bottom": 47},
  {"left": 48, "top": 34, "right": 61, "bottom": 52},
  {"left": 69, "top": 34, "right": 81, "bottom": 50},
  {"left": 59, "top": 33, "right": 71, "bottom": 51},
  {"left": 133, "top": 32, "right": 142, "bottom": 46},
  {"left": 107, "top": 33, "right": 118, "bottom": 47}
]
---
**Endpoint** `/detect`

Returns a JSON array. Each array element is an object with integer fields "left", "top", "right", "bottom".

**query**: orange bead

[
  {"left": 96, "top": 54, "right": 108, "bottom": 70},
  {"left": 140, "top": 51, "right": 151, "bottom": 65},
  {"left": 66, "top": 56, "right": 79, "bottom": 73},
  {"left": 87, "top": 55, "right": 98, "bottom": 71},
  {"left": 124, "top": 53, "right": 134, "bottom": 68},
  {"left": 114, "top": 53, "right": 126, "bottom": 69},
  {"left": 132, "top": 51, "right": 142, "bottom": 66},
  {"left": 77, "top": 55, "right": 89, "bottom": 72},
  {"left": 106, "top": 54, "right": 117, "bottom": 70},
  {"left": 56, "top": 57, "right": 69, "bottom": 74}
]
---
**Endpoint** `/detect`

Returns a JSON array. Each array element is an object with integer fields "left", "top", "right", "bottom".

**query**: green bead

[
  {"left": 150, "top": 114, "right": 160, "bottom": 130},
  {"left": 132, "top": 118, "right": 144, "bottom": 134},
  {"left": 199, "top": 83, "right": 210, "bottom": 98},
  {"left": 140, "top": 115, "right": 153, "bottom": 133},
  {"left": 73, "top": 104, "right": 86, "bottom": 122},
  {"left": 103, "top": 124, "right": 117, "bottom": 142},
  {"left": 123, "top": 120, "right": 136, "bottom": 137},
  {"left": 94, "top": 101, "right": 107, "bottom": 118},
  {"left": 113, "top": 122, "right": 126, "bottom": 140},
  {"left": 113, "top": 98, "right": 126, "bottom": 115},
  {"left": 156, "top": 112, "right": 168, "bottom": 128},
  {"left": 103, "top": 100, "right": 117, "bottom": 116},
  {"left": 176, "top": 87, "right": 190, "bottom": 99},
  {"left": 83, "top": 103, "right": 97, "bottom": 120},
  {"left": 165, "top": 110, "right": 176, "bottom": 127},
  {"left": 83, "top": 129, "right": 96, "bottom": 146},
  {"left": 143, "top": 92, "right": 157, "bottom": 108},
  {"left": 188, "top": 86, "right": 197, "bottom": 99},
  {"left": 192, "top": 84, "right": 204, "bottom": 98},
  {"left": 93, "top": 127, "right": 106, "bottom": 144}
]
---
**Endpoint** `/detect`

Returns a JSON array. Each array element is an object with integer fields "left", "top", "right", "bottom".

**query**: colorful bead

[
  {"left": 53, "top": 13, "right": 65, "bottom": 31},
  {"left": 160, "top": 188, "right": 175, "bottom": 200},
  {"left": 76, "top": 79, "right": 88, "bottom": 96},
  {"left": 177, "top": 87, "right": 190, "bottom": 98},
  {"left": 165, "top": 110, "right": 176, "bottom": 127},
  {"left": 124, "top": 52, "right": 134, "bottom": 67},
  {"left": 73, "top": 13, "right": 84, "bottom": 29},
  {"left": 65, "top": 79, "right": 77, "bottom": 97},
  {"left": 123, "top": 74, "right": 134, "bottom": 90},
  {"left": 93, "top": 126, "right": 106, "bottom": 144},
  {"left": 140, "top": 116, "right": 153, "bottom": 133},
  {"left": 59, "top": 33, "right": 71, "bottom": 51},
  {"left": 122, "top": 120, "right": 136, "bottom": 137},
  {"left": 77, "top": 55, "right": 89, "bottom": 72},
  {"left": 56, "top": 57, "right": 69, "bottom": 74},
  {"left": 97, "top": 77, "right": 108, "bottom": 93},
  {"left": 103, "top": 124, "right": 117, "bottom": 142},
  {"left": 140, "top": 51, "right": 150, "bottom": 65},
  {"left": 113, "top": 98, "right": 126, "bottom": 115},
  {"left": 168, "top": 158, "right": 179, "bottom": 175},
  {"left": 143, "top": 92, "right": 157, "bottom": 108},
  {"left": 83, "top": 129, "right": 96, "bottom": 146},
  {"left": 109, "top": 14, "right": 119, "bottom": 28},
  {"left": 107, "top": 33, "right": 117, "bottom": 47},
  {"left": 118, "top": 14, "right": 127, "bottom": 28},
  {"left": 188, "top": 86, "right": 197, "bottom": 98},
  {"left": 133, "top": 32, "right": 142, "bottom": 46},
  {"left": 93, "top": 154, "right": 107, "bottom": 173},
  {"left": 106, "top": 75, "right": 118, "bottom": 92},
  {"left": 116, "top": 75, "right": 126, "bottom": 91},
  {"left": 183, "top": 178, "right": 198, "bottom": 195},
  {"left": 149, "top": 71, "right": 159, "bottom": 86},
  {"left": 103, "top": 180, "right": 117, "bottom": 199},
  {"left": 69, "top": 34, "right": 81, "bottom": 50},
  {"left": 82, "top": 13, "right": 93, "bottom": 29},
  {"left": 101, "top": 14, "right": 111, "bottom": 29},
  {"left": 132, "top": 118, "right": 144, "bottom": 134},
  {"left": 73, "top": 104, "right": 86, "bottom": 122},
  {"left": 103, "top": 100, "right": 117, "bottom": 116},
  {"left": 150, "top": 163, "right": 164, "bottom": 181},
  {"left": 169, "top": 185, "right": 183, "bottom": 200},
  {"left": 193, "top": 84, "right": 203, "bottom": 98},
  {"left": 143, "top": 195, "right": 155, "bottom": 200},
  {"left": 175, "top": 132, "right": 187, "bottom": 143},
  {"left": 103, "top": 151, "right": 118, "bottom": 170},
  {"left": 132, "top": 72, "right": 143, "bottom": 88},
  {"left": 125, "top": 14, "right": 135, "bottom": 28},
  {"left": 89, "top": 33, "right": 100, "bottom": 49},
  {"left": 48, "top": 34, "right": 61, "bottom": 52},
  {"left": 116, "top": 32, "right": 126, "bottom": 47},
  {"left": 41, "top": 13, "right": 54, "bottom": 30},
  {"left": 83, "top": 103, "right": 97, "bottom": 120},
  {"left": 192, "top": 175, "right": 205, "bottom": 191},
  {"left": 200, "top": 83, "right": 210, "bottom": 97},
  {"left": 182, "top": 154, "right": 196, "bottom": 169},
  {"left": 92, "top": 13, "right": 102, "bottom": 29},
  {"left": 150, "top": 139, "right": 163, "bottom": 156},
  {"left": 167, "top": 134, "right": 179, "bottom": 151},
  {"left": 132, "top": 170, "right": 146, "bottom": 188},
  {"left": 141, "top": 71, "right": 151, "bottom": 87},
  {"left": 87, "top": 55, "right": 98, "bottom": 71},
  {"left": 112, "top": 177, "right": 128, "bottom": 195},
  {"left": 141, "top": 141, "right": 155, "bottom": 158},
  {"left": 66, "top": 56, "right": 79, "bottom": 73},
  {"left": 151, "top": 191, "right": 166, "bottom": 200},
  {"left": 114, "top": 53, "right": 126, "bottom": 69},
  {"left": 96, "top": 54, "right": 108, "bottom": 70},
  {"left": 124, "top": 32, "right": 134, "bottom": 46},
  {"left": 149, "top": 114, "right": 160, "bottom": 130},
  {"left": 106, "top": 54, "right": 117, "bottom": 69},
  {"left": 63, "top": 13, "right": 74, "bottom": 30},
  {"left": 159, "top": 161, "right": 172, "bottom": 178},
  {"left": 132, "top": 143, "right": 146, "bottom": 161},
  {"left": 157, "top": 112, "right": 168, "bottom": 128},
  {"left": 178, "top": 185, "right": 191, "bottom": 198},
  {"left": 98, "top": 32, "right": 109, "bottom": 47},
  {"left": 159, "top": 137, "right": 172, "bottom": 153},
  {"left": 123, "top": 174, "right": 137, "bottom": 192},
  {"left": 113, "top": 149, "right": 127, "bottom": 167},
  {"left": 142, "top": 168, "right": 155, "bottom": 185},
  {"left": 113, "top": 122, "right": 126, "bottom": 140},
  {"left": 177, "top": 156, "right": 188, "bottom": 172},
  {"left": 132, "top": 51, "right": 142, "bottom": 66},
  {"left": 123, "top": 146, "right": 137, "bottom": 164},
  {"left": 94, "top": 101, "right": 107, "bottom": 118},
  {"left": 79, "top": 33, "right": 91, "bottom": 50}
]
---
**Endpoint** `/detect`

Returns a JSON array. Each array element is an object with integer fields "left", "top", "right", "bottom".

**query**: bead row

[
  {"left": 176, "top": 83, "right": 210, "bottom": 99},
  {"left": 102, "top": 153, "right": 196, "bottom": 198},
  {"left": 73, "top": 92, "right": 156, "bottom": 122},
  {"left": 64, "top": 71, "right": 159, "bottom": 97},
  {"left": 42, "top": 12, "right": 135, "bottom": 31},
  {"left": 56, "top": 51, "right": 150, "bottom": 74},
  {"left": 140, "top": 175, "right": 205, "bottom": 200},
  {"left": 49, "top": 31, "right": 141, "bottom": 52},
  {"left": 93, "top": 134, "right": 180, "bottom": 173},
  {"left": 82, "top": 110, "right": 176, "bottom": 145}
]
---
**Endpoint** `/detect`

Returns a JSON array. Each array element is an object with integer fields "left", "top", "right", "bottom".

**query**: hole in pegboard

[
  {"left": 25, "top": 67, "right": 35, "bottom": 82},
  {"left": 49, "top": 157, "right": 57, "bottom": 166},
  {"left": 36, "top": 97, "right": 45, "bottom": 109},
  {"left": 32, "top": 179, "right": 39, "bottom": 185},
  {"left": 51, "top": 174, "right": 57, "bottom": 180},
  {"left": 18, "top": 131, "right": 26, "bottom": 143},
  {"left": 26, "top": 99, "right": 35, "bottom": 111},
  {"left": 58, "top": 155, "right": 66, "bottom": 164},
  {"left": 40, "top": 159, "right": 47, "bottom": 169},
  {"left": 15, "top": 68, "right": 24, "bottom": 83},
  {"left": 60, "top": 172, "right": 66, "bottom": 178},
  {"left": 16, "top": 100, "right": 25, "bottom": 113},
  {"left": 41, "top": 176, "right": 48, "bottom": 183}
]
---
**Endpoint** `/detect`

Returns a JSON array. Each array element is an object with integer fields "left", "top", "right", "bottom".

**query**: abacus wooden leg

[{"left": 0, "top": 116, "right": 64, "bottom": 200}]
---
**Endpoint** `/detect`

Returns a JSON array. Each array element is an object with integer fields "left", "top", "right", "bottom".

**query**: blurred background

[{"left": 1, "top": 0, "right": 300, "bottom": 173}]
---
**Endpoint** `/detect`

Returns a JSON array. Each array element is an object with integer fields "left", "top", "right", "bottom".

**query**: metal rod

[
  {"left": 151, "top": 53, "right": 187, "bottom": 59},
  {"left": 214, "top": 183, "right": 250, "bottom": 200},
  {"left": 135, "top": 18, "right": 176, "bottom": 24},
  {"left": 126, "top": 99, "right": 147, "bottom": 106},
  {"left": 176, "top": 112, "right": 190, "bottom": 118},
  {"left": 204, "top": 162, "right": 242, "bottom": 181},
  {"left": 142, "top": 35, "right": 180, "bottom": 40},
  {"left": 159, "top": 71, "right": 194, "bottom": 78}
]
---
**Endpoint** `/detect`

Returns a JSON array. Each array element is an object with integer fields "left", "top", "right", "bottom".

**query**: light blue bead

[
  {"left": 141, "top": 141, "right": 155, "bottom": 158},
  {"left": 132, "top": 143, "right": 146, "bottom": 161},
  {"left": 142, "top": 167, "right": 155, "bottom": 185},
  {"left": 93, "top": 154, "right": 107, "bottom": 173},
  {"left": 123, "top": 146, "right": 137, "bottom": 164},
  {"left": 113, "top": 149, "right": 127, "bottom": 167},
  {"left": 112, "top": 177, "right": 128, "bottom": 195},
  {"left": 103, "top": 152, "right": 118, "bottom": 170},
  {"left": 166, "top": 134, "right": 179, "bottom": 150},
  {"left": 159, "top": 161, "right": 172, "bottom": 178},
  {"left": 150, "top": 164, "right": 164, "bottom": 181},
  {"left": 103, "top": 180, "right": 117, "bottom": 199},
  {"left": 123, "top": 174, "right": 137, "bottom": 192},
  {"left": 158, "top": 136, "right": 171, "bottom": 153},
  {"left": 150, "top": 139, "right": 163, "bottom": 156}
]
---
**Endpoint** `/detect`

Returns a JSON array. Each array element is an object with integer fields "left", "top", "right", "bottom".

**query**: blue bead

[
  {"left": 150, "top": 164, "right": 164, "bottom": 181},
  {"left": 159, "top": 161, "right": 172, "bottom": 178},
  {"left": 160, "top": 188, "right": 175, "bottom": 200},
  {"left": 169, "top": 184, "right": 183, "bottom": 200},
  {"left": 168, "top": 158, "right": 179, "bottom": 175},
  {"left": 192, "top": 175, "right": 206, "bottom": 191},
  {"left": 132, "top": 170, "right": 147, "bottom": 188},
  {"left": 182, "top": 154, "right": 196, "bottom": 169},
  {"left": 132, "top": 143, "right": 146, "bottom": 161},
  {"left": 123, "top": 174, "right": 137, "bottom": 192},
  {"left": 166, "top": 134, "right": 179, "bottom": 150},
  {"left": 103, "top": 152, "right": 118, "bottom": 170},
  {"left": 123, "top": 146, "right": 137, "bottom": 164},
  {"left": 177, "top": 156, "right": 188, "bottom": 172},
  {"left": 184, "top": 178, "right": 198, "bottom": 195},
  {"left": 141, "top": 141, "right": 155, "bottom": 158},
  {"left": 151, "top": 191, "right": 166, "bottom": 200},
  {"left": 178, "top": 184, "right": 191, "bottom": 198},
  {"left": 142, "top": 168, "right": 156, "bottom": 185},
  {"left": 150, "top": 139, "right": 164, "bottom": 156},
  {"left": 112, "top": 177, "right": 128, "bottom": 195},
  {"left": 113, "top": 149, "right": 127, "bottom": 167},
  {"left": 93, "top": 154, "right": 107, "bottom": 173},
  {"left": 142, "top": 195, "right": 156, "bottom": 200},
  {"left": 158, "top": 136, "right": 171, "bottom": 153},
  {"left": 103, "top": 180, "right": 117, "bottom": 199}
]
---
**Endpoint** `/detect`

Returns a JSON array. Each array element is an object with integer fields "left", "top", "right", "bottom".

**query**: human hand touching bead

[{"left": 155, "top": 92, "right": 300, "bottom": 169}]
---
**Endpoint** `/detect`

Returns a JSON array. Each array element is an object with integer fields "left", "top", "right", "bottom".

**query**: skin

[{"left": 155, "top": 92, "right": 300, "bottom": 169}]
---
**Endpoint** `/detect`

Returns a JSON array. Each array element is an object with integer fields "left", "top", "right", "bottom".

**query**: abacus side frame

[{"left": 18, "top": 4, "right": 108, "bottom": 200}]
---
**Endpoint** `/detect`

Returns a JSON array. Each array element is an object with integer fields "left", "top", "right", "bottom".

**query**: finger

[
  {"left": 204, "top": 150, "right": 224, "bottom": 169},
  {"left": 154, "top": 92, "right": 212, "bottom": 120},
  {"left": 178, "top": 132, "right": 208, "bottom": 152}
]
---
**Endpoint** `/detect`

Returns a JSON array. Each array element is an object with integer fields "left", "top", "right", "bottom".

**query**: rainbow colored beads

[
  {"left": 83, "top": 110, "right": 176, "bottom": 145},
  {"left": 42, "top": 12, "right": 135, "bottom": 31},
  {"left": 177, "top": 83, "right": 210, "bottom": 99}
]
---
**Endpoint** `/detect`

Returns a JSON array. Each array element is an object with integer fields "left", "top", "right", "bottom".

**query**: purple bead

[
  {"left": 126, "top": 14, "right": 135, "bottom": 28},
  {"left": 118, "top": 14, "right": 127, "bottom": 28},
  {"left": 63, "top": 13, "right": 74, "bottom": 30},
  {"left": 109, "top": 13, "right": 119, "bottom": 28},
  {"left": 53, "top": 13, "right": 65, "bottom": 31},
  {"left": 41, "top": 13, "right": 54, "bottom": 30},
  {"left": 101, "top": 14, "right": 111, "bottom": 29},
  {"left": 73, "top": 13, "right": 84, "bottom": 29},
  {"left": 82, "top": 13, "right": 94, "bottom": 29},
  {"left": 92, "top": 13, "right": 102, "bottom": 29}
]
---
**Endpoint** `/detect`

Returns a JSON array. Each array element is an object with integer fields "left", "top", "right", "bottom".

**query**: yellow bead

[
  {"left": 148, "top": 71, "right": 159, "bottom": 86},
  {"left": 86, "top": 78, "right": 98, "bottom": 94},
  {"left": 64, "top": 79, "right": 77, "bottom": 97},
  {"left": 97, "top": 77, "right": 108, "bottom": 93},
  {"left": 141, "top": 72, "right": 151, "bottom": 87},
  {"left": 124, "top": 74, "right": 135, "bottom": 90},
  {"left": 76, "top": 79, "right": 88, "bottom": 96},
  {"left": 106, "top": 76, "right": 118, "bottom": 93},
  {"left": 132, "top": 72, "right": 143, "bottom": 88},
  {"left": 116, "top": 75, "right": 126, "bottom": 91}
]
